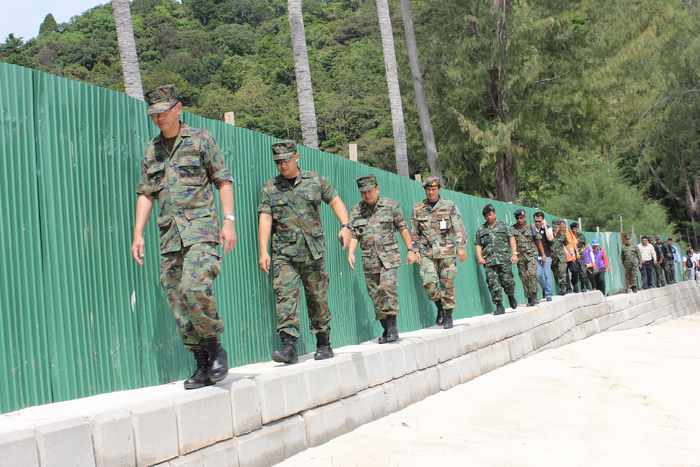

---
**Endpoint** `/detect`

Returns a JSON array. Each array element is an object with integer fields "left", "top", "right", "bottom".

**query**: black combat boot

[
  {"left": 204, "top": 338, "right": 229, "bottom": 383},
  {"left": 314, "top": 333, "right": 334, "bottom": 360},
  {"left": 435, "top": 301, "right": 445, "bottom": 326},
  {"left": 508, "top": 295, "right": 518, "bottom": 310},
  {"left": 494, "top": 302, "right": 505, "bottom": 315},
  {"left": 527, "top": 295, "right": 537, "bottom": 307},
  {"left": 377, "top": 319, "right": 389, "bottom": 344},
  {"left": 272, "top": 332, "right": 298, "bottom": 364},
  {"left": 385, "top": 315, "right": 399, "bottom": 342},
  {"left": 442, "top": 309, "right": 453, "bottom": 329},
  {"left": 184, "top": 347, "right": 212, "bottom": 390},
  {"left": 632, "top": 286, "right": 638, "bottom": 293}
]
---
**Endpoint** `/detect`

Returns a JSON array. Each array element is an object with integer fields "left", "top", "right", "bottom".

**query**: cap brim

[
  {"left": 272, "top": 152, "right": 295, "bottom": 161},
  {"left": 358, "top": 185, "right": 376, "bottom": 192},
  {"left": 147, "top": 100, "right": 178, "bottom": 116}
]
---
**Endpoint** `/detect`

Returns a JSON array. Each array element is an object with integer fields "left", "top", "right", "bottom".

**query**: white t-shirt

[
  {"left": 692, "top": 253, "right": 700, "bottom": 268},
  {"left": 638, "top": 243, "right": 656, "bottom": 262}
]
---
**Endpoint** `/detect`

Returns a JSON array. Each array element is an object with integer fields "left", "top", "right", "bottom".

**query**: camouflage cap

[
  {"left": 482, "top": 203, "right": 495, "bottom": 216},
  {"left": 271, "top": 140, "right": 297, "bottom": 161},
  {"left": 422, "top": 175, "right": 441, "bottom": 189},
  {"left": 145, "top": 85, "right": 179, "bottom": 115},
  {"left": 356, "top": 175, "right": 378, "bottom": 192},
  {"left": 514, "top": 208, "right": 525, "bottom": 218}
]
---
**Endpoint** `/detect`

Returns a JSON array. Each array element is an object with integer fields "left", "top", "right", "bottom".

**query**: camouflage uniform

[
  {"left": 411, "top": 183, "right": 466, "bottom": 311},
  {"left": 349, "top": 185, "right": 406, "bottom": 320},
  {"left": 258, "top": 146, "right": 337, "bottom": 339},
  {"left": 512, "top": 222, "right": 540, "bottom": 299},
  {"left": 136, "top": 121, "right": 232, "bottom": 349},
  {"left": 653, "top": 240, "right": 666, "bottom": 287},
  {"left": 574, "top": 231, "right": 592, "bottom": 291},
  {"left": 551, "top": 231, "right": 570, "bottom": 293},
  {"left": 476, "top": 220, "right": 516, "bottom": 305},
  {"left": 620, "top": 241, "right": 641, "bottom": 292}
]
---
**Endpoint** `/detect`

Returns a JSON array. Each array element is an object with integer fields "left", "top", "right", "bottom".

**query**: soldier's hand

[
  {"left": 457, "top": 248, "right": 467, "bottom": 263},
  {"left": 407, "top": 251, "right": 419, "bottom": 265},
  {"left": 348, "top": 254, "right": 356, "bottom": 270},
  {"left": 478, "top": 257, "right": 486, "bottom": 265},
  {"left": 511, "top": 253, "right": 518, "bottom": 264},
  {"left": 131, "top": 235, "right": 145, "bottom": 266},
  {"left": 220, "top": 223, "right": 237, "bottom": 254},
  {"left": 259, "top": 252, "right": 271, "bottom": 273},
  {"left": 338, "top": 227, "right": 352, "bottom": 250}
]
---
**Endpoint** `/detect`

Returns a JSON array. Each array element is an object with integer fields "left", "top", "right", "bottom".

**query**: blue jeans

[{"left": 536, "top": 256, "right": 553, "bottom": 298}]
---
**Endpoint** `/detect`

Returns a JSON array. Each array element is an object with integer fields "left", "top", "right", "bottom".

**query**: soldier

[
  {"left": 653, "top": 237, "right": 666, "bottom": 287},
  {"left": 347, "top": 176, "right": 418, "bottom": 343},
  {"left": 661, "top": 237, "right": 677, "bottom": 284},
  {"left": 620, "top": 233, "right": 641, "bottom": 293},
  {"left": 258, "top": 140, "right": 352, "bottom": 364},
  {"left": 411, "top": 176, "right": 467, "bottom": 329},
  {"left": 512, "top": 208, "right": 540, "bottom": 306},
  {"left": 570, "top": 222, "right": 591, "bottom": 292},
  {"left": 551, "top": 220, "right": 571, "bottom": 295},
  {"left": 475, "top": 204, "right": 519, "bottom": 315},
  {"left": 131, "top": 85, "right": 236, "bottom": 390}
]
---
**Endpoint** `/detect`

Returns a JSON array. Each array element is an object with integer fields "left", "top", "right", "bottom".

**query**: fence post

[
  {"left": 349, "top": 143, "right": 358, "bottom": 162},
  {"left": 224, "top": 112, "right": 235, "bottom": 126}
]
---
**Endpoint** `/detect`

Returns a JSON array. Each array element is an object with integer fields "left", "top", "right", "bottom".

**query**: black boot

[
  {"left": 184, "top": 347, "right": 212, "bottom": 390},
  {"left": 385, "top": 315, "right": 399, "bottom": 342},
  {"left": 527, "top": 295, "right": 537, "bottom": 307},
  {"left": 508, "top": 295, "right": 518, "bottom": 310},
  {"left": 272, "top": 332, "right": 298, "bottom": 364},
  {"left": 435, "top": 301, "right": 445, "bottom": 326},
  {"left": 204, "top": 339, "right": 229, "bottom": 383},
  {"left": 377, "top": 319, "right": 389, "bottom": 344},
  {"left": 314, "top": 333, "right": 334, "bottom": 360},
  {"left": 493, "top": 302, "right": 505, "bottom": 315},
  {"left": 442, "top": 309, "right": 453, "bottom": 329}
]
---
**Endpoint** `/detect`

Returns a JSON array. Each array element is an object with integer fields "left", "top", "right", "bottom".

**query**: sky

[{"left": 1, "top": 0, "right": 105, "bottom": 42}]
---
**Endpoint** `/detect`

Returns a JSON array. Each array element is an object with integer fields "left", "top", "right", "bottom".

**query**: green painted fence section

[{"left": 0, "top": 61, "right": 685, "bottom": 413}]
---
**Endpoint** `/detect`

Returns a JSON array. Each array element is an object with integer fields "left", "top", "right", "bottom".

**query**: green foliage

[{"left": 39, "top": 14, "right": 59, "bottom": 36}]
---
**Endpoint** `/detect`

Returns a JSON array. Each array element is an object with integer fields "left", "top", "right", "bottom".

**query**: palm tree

[
  {"left": 399, "top": 0, "right": 442, "bottom": 181},
  {"left": 288, "top": 0, "right": 319, "bottom": 148},
  {"left": 375, "top": 0, "right": 410, "bottom": 177},
  {"left": 112, "top": 0, "right": 144, "bottom": 101}
]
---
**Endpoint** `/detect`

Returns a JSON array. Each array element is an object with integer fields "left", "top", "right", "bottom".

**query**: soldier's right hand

[
  {"left": 348, "top": 254, "right": 356, "bottom": 270},
  {"left": 131, "top": 236, "right": 145, "bottom": 266},
  {"left": 478, "top": 257, "right": 486, "bottom": 265},
  {"left": 259, "top": 252, "right": 271, "bottom": 273}
]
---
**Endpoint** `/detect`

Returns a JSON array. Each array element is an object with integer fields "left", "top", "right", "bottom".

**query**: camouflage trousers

[
  {"left": 364, "top": 267, "right": 399, "bottom": 320},
  {"left": 484, "top": 263, "right": 515, "bottom": 305},
  {"left": 418, "top": 256, "right": 457, "bottom": 310},
  {"left": 552, "top": 259, "right": 569, "bottom": 293},
  {"left": 160, "top": 242, "right": 223, "bottom": 349},
  {"left": 623, "top": 264, "right": 638, "bottom": 291},
  {"left": 272, "top": 256, "right": 331, "bottom": 338},
  {"left": 663, "top": 261, "right": 675, "bottom": 284},
  {"left": 654, "top": 263, "right": 666, "bottom": 287},
  {"left": 517, "top": 256, "right": 538, "bottom": 298}
]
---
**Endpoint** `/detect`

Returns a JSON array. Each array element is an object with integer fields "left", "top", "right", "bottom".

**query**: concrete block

[
  {"left": 431, "top": 330, "right": 461, "bottom": 363},
  {"left": 131, "top": 399, "right": 179, "bottom": 467},
  {"left": 169, "top": 452, "right": 205, "bottom": 467},
  {"left": 383, "top": 343, "right": 408, "bottom": 379},
  {"left": 196, "top": 439, "right": 239, "bottom": 467},
  {"left": 381, "top": 382, "right": 400, "bottom": 415},
  {"left": 92, "top": 409, "right": 135, "bottom": 467},
  {"left": 423, "top": 366, "right": 441, "bottom": 395},
  {"left": 506, "top": 332, "right": 533, "bottom": 361},
  {"left": 0, "top": 429, "right": 39, "bottom": 467},
  {"left": 457, "top": 352, "right": 481, "bottom": 384},
  {"left": 475, "top": 342, "right": 510, "bottom": 374},
  {"left": 278, "top": 415, "right": 307, "bottom": 458},
  {"left": 406, "top": 371, "right": 430, "bottom": 403},
  {"left": 228, "top": 378, "right": 262, "bottom": 436},
  {"left": 398, "top": 339, "right": 419, "bottom": 375},
  {"left": 571, "top": 319, "right": 600, "bottom": 342},
  {"left": 336, "top": 353, "right": 368, "bottom": 397},
  {"left": 573, "top": 302, "right": 611, "bottom": 325},
  {"left": 341, "top": 394, "right": 374, "bottom": 430},
  {"left": 236, "top": 423, "right": 285, "bottom": 467},
  {"left": 596, "top": 310, "right": 628, "bottom": 331},
  {"left": 437, "top": 360, "right": 460, "bottom": 391},
  {"left": 394, "top": 375, "right": 414, "bottom": 409},
  {"left": 174, "top": 386, "right": 233, "bottom": 455},
  {"left": 531, "top": 314, "right": 575, "bottom": 349},
  {"left": 36, "top": 418, "right": 96, "bottom": 467},
  {"left": 355, "top": 386, "right": 388, "bottom": 422},
  {"left": 302, "top": 401, "right": 349, "bottom": 447},
  {"left": 412, "top": 336, "right": 438, "bottom": 370},
  {"left": 255, "top": 367, "right": 309, "bottom": 424},
  {"left": 303, "top": 358, "right": 342, "bottom": 407},
  {"left": 354, "top": 346, "right": 390, "bottom": 388}
]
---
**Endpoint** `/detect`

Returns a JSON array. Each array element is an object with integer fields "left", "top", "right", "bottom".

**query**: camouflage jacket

[
  {"left": 621, "top": 243, "right": 641, "bottom": 268},
  {"left": 551, "top": 233, "right": 569, "bottom": 263},
  {"left": 349, "top": 198, "right": 407, "bottom": 272},
  {"left": 411, "top": 197, "right": 466, "bottom": 258},
  {"left": 511, "top": 222, "right": 541, "bottom": 259},
  {"left": 258, "top": 171, "right": 337, "bottom": 262},
  {"left": 476, "top": 220, "right": 514, "bottom": 266},
  {"left": 136, "top": 124, "right": 233, "bottom": 254},
  {"left": 575, "top": 231, "right": 587, "bottom": 257}
]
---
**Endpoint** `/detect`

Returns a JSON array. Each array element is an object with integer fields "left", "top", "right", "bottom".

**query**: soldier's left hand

[
  {"left": 407, "top": 251, "right": 419, "bottom": 265},
  {"left": 457, "top": 248, "right": 467, "bottom": 263},
  {"left": 511, "top": 253, "right": 518, "bottom": 264},
  {"left": 338, "top": 227, "right": 352, "bottom": 250},
  {"left": 220, "top": 223, "right": 237, "bottom": 254}
]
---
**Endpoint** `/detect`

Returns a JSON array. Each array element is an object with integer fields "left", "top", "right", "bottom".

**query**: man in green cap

[
  {"left": 620, "top": 233, "right": 641, "bottom": 293},
  {"left": 347, "top": 175, "right": 418, "bottom": 343},
  {"left": 512, "top": 208, "right": 542, "bottom": 306},
  {"left": 258, "top": 140, "right": 352, "bottom": 364},
  {"left": 475, "top": 204, "right": 518, "bottom": 314},
  {"left": 411, "top": 175, "right": 467, "bottom": 329},
  {"left": 131, "top": 85, "right": 236, "bottom": 390}
]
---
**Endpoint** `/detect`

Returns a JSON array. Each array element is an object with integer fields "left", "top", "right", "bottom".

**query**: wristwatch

[
  {"left": 224, "top": 214, "right": 236, "bottom": 223},
  {"left": 341, "top": 223, "right": 351, "bottom": 230}
]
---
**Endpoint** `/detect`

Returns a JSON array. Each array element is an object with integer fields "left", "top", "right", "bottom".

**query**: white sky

[{"left": 1, "top": 0, "right": 106, "bottom": 42}]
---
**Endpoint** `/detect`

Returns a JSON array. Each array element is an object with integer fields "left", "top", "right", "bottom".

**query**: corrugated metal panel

[{"left": 0, "top": 61, "right": 682, "bottom": 413}]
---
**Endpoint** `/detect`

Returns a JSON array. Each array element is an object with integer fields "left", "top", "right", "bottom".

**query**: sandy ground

[{"left": 278, "top": 314, "right": 700, "bottom": 467}]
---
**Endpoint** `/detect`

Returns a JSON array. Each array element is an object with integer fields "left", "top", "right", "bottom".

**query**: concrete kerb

[
  {"left": 0, "top": 428, "right": 39, "bottom": 467},
  {"left": 35, "top": 417, "right": 96, "bottom": 467},
  {"left": 91, "top": 408, "right": 135, "bottom": 467},
  {"left": 173, "top": 386, "right": 233, "bottom": 455}
]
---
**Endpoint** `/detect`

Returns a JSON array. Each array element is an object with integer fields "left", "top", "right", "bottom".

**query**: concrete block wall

[{"left": 1, "top": 281, "right": 698, "bottom": 467}]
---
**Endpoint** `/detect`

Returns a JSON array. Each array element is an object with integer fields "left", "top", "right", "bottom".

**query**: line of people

[{"left": 626, "top": 235, "right": 682, "bottom": 291}]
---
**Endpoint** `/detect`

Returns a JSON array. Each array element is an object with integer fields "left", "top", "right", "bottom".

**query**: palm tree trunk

[
  {"left": 376, "top": 0, "right": 410, "bottom": 177},
  {"left": 288, "top": 0, "right": 319, "bottom": 148},
  {"left": 112, "top": 0, "right": 144, "bottom": 101},
  {"left": 399, "top": 0, "right": 442, "bottom": 182}
]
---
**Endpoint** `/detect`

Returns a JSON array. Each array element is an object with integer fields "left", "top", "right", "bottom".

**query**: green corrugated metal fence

[{"left": 0, "top": 61, "right": 686, "bottom": 413}]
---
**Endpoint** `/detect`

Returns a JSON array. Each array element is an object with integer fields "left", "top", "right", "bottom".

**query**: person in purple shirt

[{"left": 583, "top": 239, "right": 610, "bottom": 294}]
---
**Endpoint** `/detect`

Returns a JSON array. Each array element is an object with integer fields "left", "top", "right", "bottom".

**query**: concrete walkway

[{"left": 279, "top": 314, "right": 700, "bottom": 467}]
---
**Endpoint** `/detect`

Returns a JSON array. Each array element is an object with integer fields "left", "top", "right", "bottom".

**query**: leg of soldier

[
  {"left": 665, "top": 262, "right": 675, "bottom": 284},
  {"left": 437, "top": 257, "right": 457, "bottom": 310},
  {"left": 363, "top": 270, "right": 383, "bottom": 320},
  {"left": 556, "top": 260, "right": 568, "bottom": 294},
  {"left": 378, "top": 267, "right": 399, "bottom": 318},
  {"left": 485, "top": 265, "right": 504, "bottom": 305},
  {"left": 180, "top": 243, "right": 224, "bottom": 343},
  {"left": 299, "top": 258, "right": 331, "bottom": 335},
  {"left": 418, "top": 255, "right": 442, "bottom": 302},
  {"left": 160, "top": 250, "right": 198, "bottom": 348},
  {"left": 518, "top": 258, "right": 538, "bottom": 299},
  {"left": 578, "top": 259, "right": 591, "bottom": 291},
  {"left": 271, "top": 257, "right": 303, "bottom": 338},
  {"left": 498, "top": 263, "right": 517, "bottom": 308}
]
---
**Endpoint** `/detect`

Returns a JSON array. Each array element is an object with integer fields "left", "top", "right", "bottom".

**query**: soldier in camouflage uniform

[
  {"left": 653, "top": 237, "right": 667, "bottom": 287},
  {"left": 131, "top": 85, "right": 236, "bottom": 390},
  {"left": 570, "top": 222, "right": 591, "bottom": 292},
  {"left": 347, "top": 176, "right": 418, "bottom": 343},
  {"left": 620, "top": 233, "right": 641, "bottom": 293},
  {"left": 512, "top": 208, "right": 540, "bottom": 307},
  {"left": 551, "top": 220, "right": 571, "bottom": 295},
  {"left": 411, "top": 176, "right": 467, "bottom": 329},
  {"left": 258, "top": 140, "right": 352, "bottom": 364},
  {"left": 475, "top": 204, "right": 519, "bottom": 315}
]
